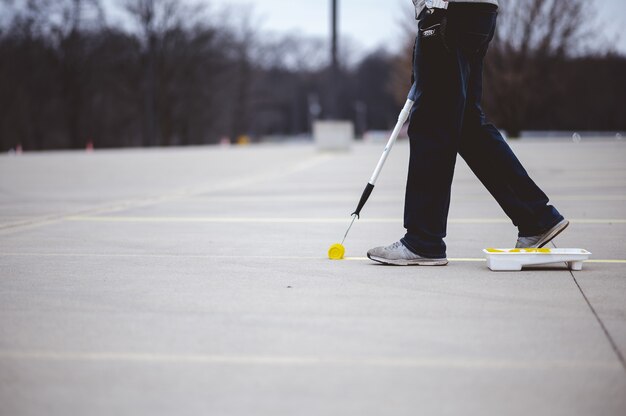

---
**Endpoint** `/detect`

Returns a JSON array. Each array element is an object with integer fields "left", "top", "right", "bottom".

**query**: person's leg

[
  {"left": 401, "top": 9, "right": 473, "bottom": 259},
  {"left": 457, "top": 13, "right": 564, "bottom": 237},
  {"left": 459, "top": 114, "right": 564, "bottom": 236}
]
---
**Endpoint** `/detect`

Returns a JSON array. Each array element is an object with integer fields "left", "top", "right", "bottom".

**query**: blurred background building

[{"left": 0, "top": 0, "right": 624, "bottom": 151}]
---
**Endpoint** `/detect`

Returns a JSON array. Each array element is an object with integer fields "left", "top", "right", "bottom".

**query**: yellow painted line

[
  {"left": 527, "top": 181, "right": 626, "bottom": 188},
  {"left": 0, "top": 350, "right": 619, "bottom": 370},
  {"left": 586, "top": 259, "right": 626, "bottom": 264},
  {"left": 173, "top": 195, "right": 626, "bottom": 203},
  {"left": 0, "top": 252, "right": 320, "bottom": 260},
  {"left": 0, "top": 252, "right": 624, "bottom": 264},
  {"left": 345, "top": 257, "right": 626, "bottom": 264},
  {"left": 553, "top": 195, "right": 626, "bottom": 201},
  {"left": 346, "top": 257, "right": 486, "bottom": 262},
  {"left": 567, "top": 219, "right": 626, "bottom": 224},
  {"left": 0, "top": 154, "right": 336, "bottom": 235},
  {"left": 66, "top": 216, "right": 364, "bottom": 224},
  {"left": 64, "top": 216, "right": 626, "bottom": 225},
  {"left": 449, "top": 258, "right": 487, "bottom": 262}
]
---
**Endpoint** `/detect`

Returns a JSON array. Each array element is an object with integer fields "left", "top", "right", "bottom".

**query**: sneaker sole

[
  {"left": 536, "top": 219, "right": 570, "bottom": 248},
  {"left": 367, "top": 254, "right": 448, "bottom": 266}
]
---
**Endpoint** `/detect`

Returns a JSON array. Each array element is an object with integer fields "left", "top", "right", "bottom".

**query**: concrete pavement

[{"left": 1, "top": 139, "right": 625, "bottom": 415}]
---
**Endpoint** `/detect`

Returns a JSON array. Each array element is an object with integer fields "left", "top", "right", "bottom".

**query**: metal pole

[
  {"left": 330, "top": 0, "right": 338, "bottom": 119},
  {"left": 331, "top": 0, "right": 338, "bottom": 70}
]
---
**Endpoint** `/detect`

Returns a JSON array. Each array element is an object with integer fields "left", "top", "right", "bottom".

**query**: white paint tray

[{"left": 483, "top": 248, "right": 592, "bottom": 271}]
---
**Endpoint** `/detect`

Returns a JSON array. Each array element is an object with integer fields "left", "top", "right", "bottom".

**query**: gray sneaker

[
  {"left": 367, "top": 241, "right": 448, "bottom": 266},
  {"left": 515, "top": 219, "right": 570, "bottom": 248}
]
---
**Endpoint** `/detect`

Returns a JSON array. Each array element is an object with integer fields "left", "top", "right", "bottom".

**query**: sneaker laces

[{"left": 388, "top": 241, "right": 404, "bottom": 250}]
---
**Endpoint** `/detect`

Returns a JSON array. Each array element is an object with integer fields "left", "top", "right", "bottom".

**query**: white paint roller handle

[{"left": 368, "top": 98, "right": 414, "bottom": 185}]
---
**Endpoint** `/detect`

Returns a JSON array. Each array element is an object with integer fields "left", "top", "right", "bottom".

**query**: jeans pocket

[
  {"left": 449, "top": 8, "right": 496, "bottom": 54},
  {"left": 420, "top": 23, "right": 443, "bottom": 40},
  {"left": 458, "top": 31, "right": 490, "bottom": 54},
  {"left": 419, "top": 15, "right": 450, "bottom": 53}
]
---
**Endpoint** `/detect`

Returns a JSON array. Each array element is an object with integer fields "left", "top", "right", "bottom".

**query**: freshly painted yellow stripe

[
  {"left": 0, "top": 350, "right": 619, "bottom": 370},
  {"left": 150, "top": 194, "right": 626, "bottom": 203},
  {"left": 449, "top": 258, "right": 488, "bottom": 262},
  {"left": 0, "top": 252, "right": 624, "bottom": 264},
  {"left": 66, "top": 216, "right": 366, "bottom": 223},
  {"left": 567, "top": 219, "right": 626, "bottom": 224},
  {"left": 346, "top": 257, "right": 486, "bottom": 262},
  {"left": 586, "top": 259, "right": 626, "bottom": 264},
  {"left": 64, "top": 216, "right": 626, "bottom": 225},
  {"left": 0, "top": 252, "right": 320, "bottom": 260},
  {"left": 0, "top": 154, "right": 336, "bottom": 234}
]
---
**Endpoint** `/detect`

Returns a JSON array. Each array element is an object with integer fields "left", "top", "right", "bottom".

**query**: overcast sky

[{"left": 202, "top": 0, "right": 626, "bottom": 56}]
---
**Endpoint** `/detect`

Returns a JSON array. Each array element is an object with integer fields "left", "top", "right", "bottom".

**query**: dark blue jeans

[{"left": 401, "top": 4, "right": 563, "bottom": 258}]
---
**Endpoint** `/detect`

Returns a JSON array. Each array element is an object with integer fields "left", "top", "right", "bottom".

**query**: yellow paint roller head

[{"left": 328, "top": 243, "right": 345, "bottom": 260}]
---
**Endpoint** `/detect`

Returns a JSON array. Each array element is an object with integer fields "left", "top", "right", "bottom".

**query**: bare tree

[
  {"left": 124, "top": 0, "right": 189, "bottom": 146},
  {"left": 390, "top": 15, "right": 415, "bottom": 106},
  {"left": 0, "top": 0, "right": 105, "bottom": 149},
  {"left": 55, "top": 0, "right": 106, "bottom": 148},
  {"left": 484, "top": 0, "right": 594, "bottom": 136},
  {"left": 0, "top": 0, "right": 621, "bottom": 152},
  {"left": 123, "top": 0, "right": 233, "bottom": 146}
]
